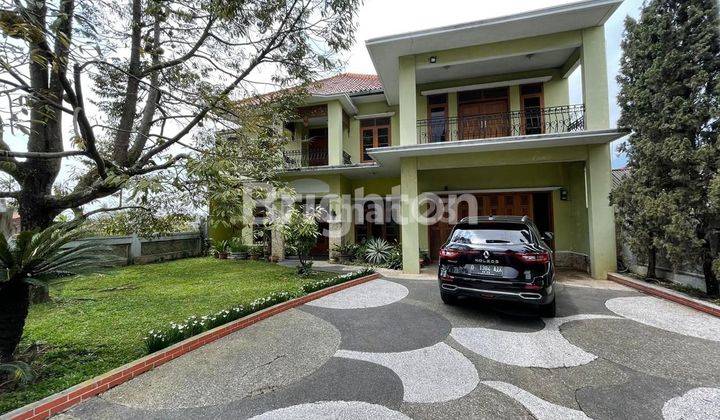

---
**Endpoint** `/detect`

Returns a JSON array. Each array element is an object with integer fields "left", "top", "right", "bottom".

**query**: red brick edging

[
  {"left": 5, "top": 272, "right": 381, "bottom": 420},
  {"left": 607, "top": 272, "right": 720, "bottom": 318}
]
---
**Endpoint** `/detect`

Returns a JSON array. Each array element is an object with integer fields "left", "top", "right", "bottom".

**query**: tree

[
  {"left": 280, "top": 206, "right": 320, "bottom": 275},
  {"left": 613, "top": 0, "right": 720, "bottom": 295},
  {"left": 0, "top": 0, "right": 360, "bottom": 232}
]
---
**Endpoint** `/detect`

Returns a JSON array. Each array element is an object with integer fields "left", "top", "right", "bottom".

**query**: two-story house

[{"left": 237, "top": 0, "right": 625, "bottom": 279}]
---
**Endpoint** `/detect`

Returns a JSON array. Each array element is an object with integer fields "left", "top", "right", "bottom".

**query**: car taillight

[
  {"left": 515, "top": 252, "right": 550, "bottom": 264},
  {"left": 439, "top": 249, "right": 461, "bottom": 260}
]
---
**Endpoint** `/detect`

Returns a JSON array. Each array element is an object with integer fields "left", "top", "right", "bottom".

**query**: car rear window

[{"left": 450, "top": 223, "right": 532, "bottom": 245}]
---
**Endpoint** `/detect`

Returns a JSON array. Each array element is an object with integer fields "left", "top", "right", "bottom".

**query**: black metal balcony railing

[
  {"left": 283, "top": 150, "right": 352, "bottom": 169},
  {"left": 417, "top": 104, "right": 586, "bottom": 144}
]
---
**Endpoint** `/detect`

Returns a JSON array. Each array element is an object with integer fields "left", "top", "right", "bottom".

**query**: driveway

[{"left": 61, "top": 271, "right": 720, "bottom": 419}]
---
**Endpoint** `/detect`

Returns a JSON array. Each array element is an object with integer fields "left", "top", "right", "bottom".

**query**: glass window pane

[{"left": 377, "top": 127, "right": 389, "bottom": 147}]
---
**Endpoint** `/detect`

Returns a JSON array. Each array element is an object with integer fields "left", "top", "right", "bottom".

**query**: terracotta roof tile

[{"left": 308, "top": 73, "right": 383, "bottom": 96}]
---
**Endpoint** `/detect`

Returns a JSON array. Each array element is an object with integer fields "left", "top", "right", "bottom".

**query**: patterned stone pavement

[{"left": 60, "top": 274, "right": 720, "bottom": 420}]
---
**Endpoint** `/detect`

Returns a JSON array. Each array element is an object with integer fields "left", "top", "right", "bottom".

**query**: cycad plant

[{"left": 0, "top": 222, "right": 116, "bottom": 362}]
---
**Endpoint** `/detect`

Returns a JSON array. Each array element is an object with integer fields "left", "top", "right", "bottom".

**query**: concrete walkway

[{"left": 60, "top": 270, "right": 720, "bottom": 419}]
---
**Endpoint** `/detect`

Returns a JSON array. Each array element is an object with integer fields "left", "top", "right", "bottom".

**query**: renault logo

[{"left": 483, "top": 250, "right": 490, "bottom": 259}]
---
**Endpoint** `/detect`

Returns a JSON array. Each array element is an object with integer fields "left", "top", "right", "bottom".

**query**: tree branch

[
  {"left": 140, "top": 17, "right": 216, "bottom": 76},
  {"left": 82, "top": 205, "right": 150, "bottom": 218}
]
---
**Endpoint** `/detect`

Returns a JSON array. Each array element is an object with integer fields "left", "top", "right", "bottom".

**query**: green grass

[{"left": 0, "top": 258, "right": 333, "bottom": 414}]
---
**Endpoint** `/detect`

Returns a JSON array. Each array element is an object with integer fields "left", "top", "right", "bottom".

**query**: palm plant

[{"left": 0, "top": 222, "right": 117, "bottom": 362}]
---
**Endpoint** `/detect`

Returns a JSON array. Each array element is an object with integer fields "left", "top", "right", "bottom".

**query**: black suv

[{"left": 437, "top": 216, "right": 556, "bottom": 317}]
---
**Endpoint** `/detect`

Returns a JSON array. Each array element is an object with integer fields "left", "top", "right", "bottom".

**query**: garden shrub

[{"left": 300, "top": 268, "right": 375, "bottom": 294}]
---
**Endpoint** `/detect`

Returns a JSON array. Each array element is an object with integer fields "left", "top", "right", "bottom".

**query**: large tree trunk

[
  {"left": 646, "top": 246, "right": 657, "bottom": 280},
  {"left": 0, "top": 281, "right": 30, "bottom": 362},
  {"left": 18, "top": 194, "right": 58, "bottom": 232},
  {"left": 701, "top": 241, "right": 719, "bottom": 297}
]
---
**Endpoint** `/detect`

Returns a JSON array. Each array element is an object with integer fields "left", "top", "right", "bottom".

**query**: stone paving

[{"left": 60, "top": 273, "right": 720, "bottom": 420}]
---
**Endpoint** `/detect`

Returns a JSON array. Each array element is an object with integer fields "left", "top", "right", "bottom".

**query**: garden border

[
  {"left": 607, "top": 272, "right": 720, "bottom": 318},
  {"left": 4, "top": 272, "right": 381, "bottom": 420}
]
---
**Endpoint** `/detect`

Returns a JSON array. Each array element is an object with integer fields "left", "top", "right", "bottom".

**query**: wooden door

[
  {"left": 458, "top": 100, "right": 509, "bottom": 140},
  {"left": 309, "top": 222, "right": 329, "bottom": 257},
  {"left": 307, "top": 128, "right": 328, "bottom": 166}
]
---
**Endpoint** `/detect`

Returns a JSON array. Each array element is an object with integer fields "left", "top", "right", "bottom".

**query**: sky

[{"left": 341, "top": 0, "right": 644, "bottom": 169}]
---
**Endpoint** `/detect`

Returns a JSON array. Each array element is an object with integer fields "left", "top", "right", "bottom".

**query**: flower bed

[{"left": 144, "top": 268, "right": 375, "bottom": 352}]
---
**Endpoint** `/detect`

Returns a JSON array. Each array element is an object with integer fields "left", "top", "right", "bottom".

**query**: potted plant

[
  {"left": 249, "top": 244, "right": 263, "bottom": 260},
  {"left": 212, "top": 240, "right": 230, "bottom": 259},
  {"left": 419, "top": 249, "right": 431, "bottom": 267},
  {"left": 228, "top": 238, "right": 248, "bottom": 260}
]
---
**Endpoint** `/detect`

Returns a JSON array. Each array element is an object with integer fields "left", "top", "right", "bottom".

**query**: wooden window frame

[{"left": 360, "top": 119, "right": 391, "bottom": 162}]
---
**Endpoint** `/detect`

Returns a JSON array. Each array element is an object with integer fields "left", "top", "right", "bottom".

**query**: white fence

[{"left": 66, "top": 232, "right": 203, "bottom": 266}]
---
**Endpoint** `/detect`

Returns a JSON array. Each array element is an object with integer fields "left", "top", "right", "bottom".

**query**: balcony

[
  {"left": 283, "top": 150, "right": 352, "bottom": 169},
  {"left": 416, "top": 104, "right": 585, "bottom": 144}
]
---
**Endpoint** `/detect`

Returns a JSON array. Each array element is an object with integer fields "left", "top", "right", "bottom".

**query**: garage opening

[{"left": 427, "top": 191, "right": 554, "bottom": 261}]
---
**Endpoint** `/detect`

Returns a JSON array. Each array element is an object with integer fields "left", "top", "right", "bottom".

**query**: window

[
  {"left": 521, "top": 83, "right": 544, "bottom": 135},
  {"left": 450, "top": 223, "right": 532, "bottom": 245},
  {"left": 427, "top": 94, "right": 448, "bottom": 143},
  {"left": 355, "top": 199, "right": 399, "bottom": 243},
  {"left": 360, "top": 117, "right": 391, "bottom": 161}
]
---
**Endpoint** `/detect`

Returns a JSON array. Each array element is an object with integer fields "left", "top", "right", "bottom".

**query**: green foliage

[
  {"left": 0, "top": 361, "right": 33, "bottom": 389},
  {"left": 384, "top": 244, "right": 403, "bottom": 270},
  {"left": 280, "top": 207, "right": 321, "bottom": 274},
  {"left": 362, "top": 237, "right": 393, "bottom": 265},
  {"left": 300, "top": 268, "right": 375, "bottom": 294},
  {"left": 613, "top": 0, "right": 720, "bottom": 295},
  {"left": 228, "top": 238, "right": 247, "bottom": 253},
  {"left": 87, "top": 209, "right": 195, "bottom": 237},
  {"left": 0, "top": 221, "right": 117, "bottom": 289},
  {"left": 331, "top": 242, "right": 360, "bottom": 261}
]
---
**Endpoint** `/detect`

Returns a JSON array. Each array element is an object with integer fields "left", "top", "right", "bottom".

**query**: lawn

[{"left": 0, "top": 258, "right": 334, "bottom": 414}]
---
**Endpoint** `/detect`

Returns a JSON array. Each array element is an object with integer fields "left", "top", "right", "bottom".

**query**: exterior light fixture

[
  {"left": 560, "top": 188, "right": 568, "bottom": 201},
  {"left": 429, "top": 56, "right": 437, "bottom": 64}
]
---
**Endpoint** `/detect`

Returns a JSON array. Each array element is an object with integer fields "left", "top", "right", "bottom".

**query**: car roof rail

[{"left": 457, "top": 215, "right": 529, "bottom": 224}]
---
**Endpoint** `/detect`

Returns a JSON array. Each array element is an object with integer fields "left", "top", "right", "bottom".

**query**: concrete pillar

[
  {"left": 586, "top": 143, "right": 617, "bottom": 279},
  {"left": 400, "top": 158, "right": 420, "bottom": 273},
  {"left": 241, "top": 198, "right": 254, "bottom": 245},
  {"left": 270, "top": 201, "right": 285, "bottom": 261},
  {"left": 327, "top": 101, "right": 343, "bottom": 165},
  {"left": 581, "top": 26, "right": 610, "bottom": 130},
  {"left": 398, "top": 55, "right": 417, "bottom": 146},
  {"left": 129, "top": 234, "right": 141, "bottom": 264}
]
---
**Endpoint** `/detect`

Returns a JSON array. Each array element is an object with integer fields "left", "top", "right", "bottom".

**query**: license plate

[{"left": 466, "top": 264, "right": 504, "bottom": 277}]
